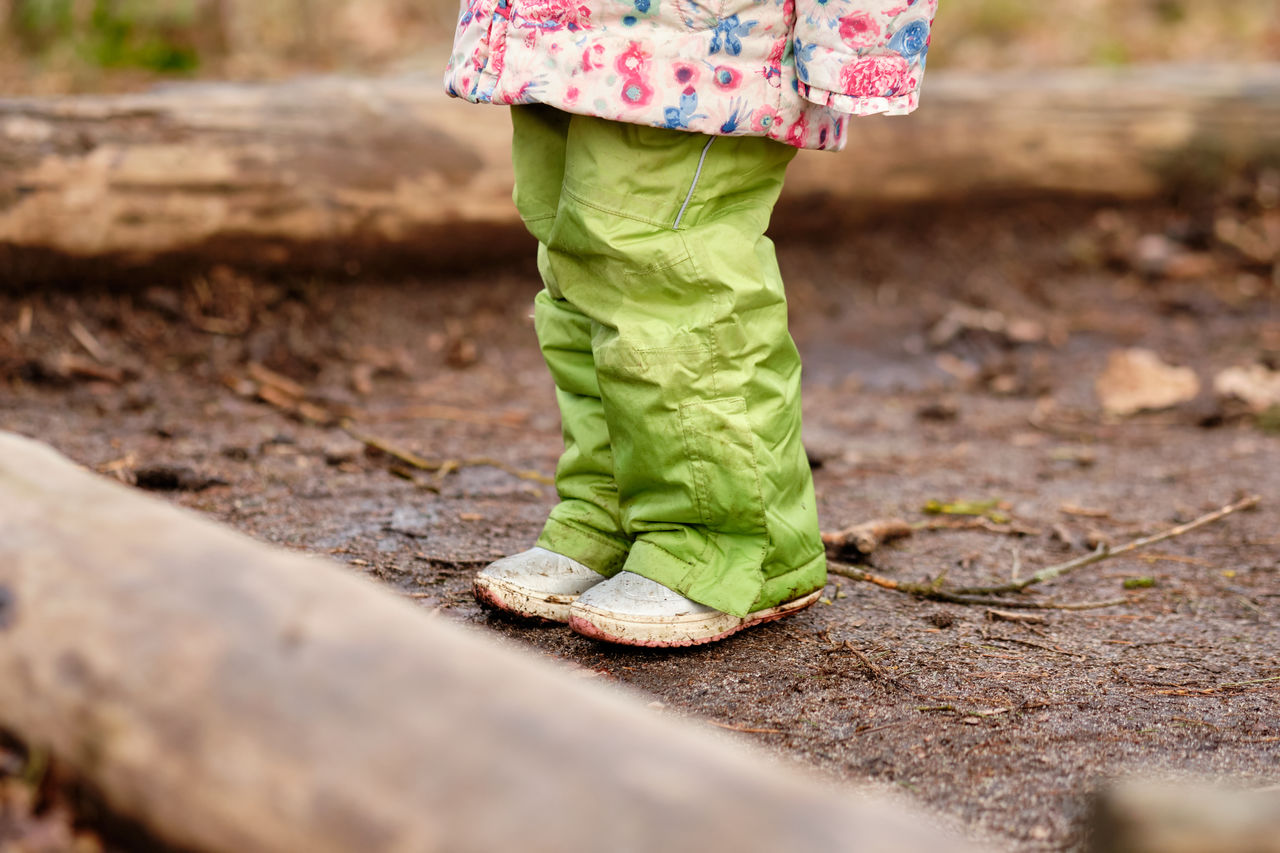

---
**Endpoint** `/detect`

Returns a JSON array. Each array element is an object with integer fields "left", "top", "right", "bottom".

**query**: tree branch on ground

[{"left": 827, "top": 495, "right": 1260, "bottom": 609}]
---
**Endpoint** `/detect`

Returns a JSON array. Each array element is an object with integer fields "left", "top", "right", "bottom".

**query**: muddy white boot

[
  {"left": 567, "top": 571, "right": 821, "bottom": 648},
  {"left": 473, "top": 547, "right": 605, "bottom": 622}
]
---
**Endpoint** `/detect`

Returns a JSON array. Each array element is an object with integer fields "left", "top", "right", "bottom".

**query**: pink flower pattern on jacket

[
  {"left": 838, "top": 11, "right": 880, "bottom": 48},
  {"left": 839, "top": 52, "right": 908, "bottom": 96},
  {"left": 444, "top": 0, "right": 937, "bottom": 152},
  {"left": 515, "top": 0, "right": 592, "bottom": 31}
]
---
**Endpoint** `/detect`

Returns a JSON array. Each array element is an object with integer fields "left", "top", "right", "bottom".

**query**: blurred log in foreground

[
  {"left": 0, "top": 431, "right": 970, "bottom": 853},
  {"left": 1, "top": 64, "right": 1278, "bottom": 281},
  {"left": 1090, "top": 781, "right": 1280, "bottom": 853}
]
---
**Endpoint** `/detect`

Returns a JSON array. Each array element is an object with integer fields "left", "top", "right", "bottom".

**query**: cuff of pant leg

[
  {"left": 623, "top": 538, "right": 763, "bottom": 618},
  {"left": 625, "top": 540, "right": 827, "bottom": 618},
  {"left": 536, "top": 517, "right": 630, "bottom": 576},
  {"left": 751, "top": 550, "right": 827, "bottom": 613}
]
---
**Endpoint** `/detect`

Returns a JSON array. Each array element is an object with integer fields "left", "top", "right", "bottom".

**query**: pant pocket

[{"left": 679, "top": 396, "right": 768, "bottom": 536}]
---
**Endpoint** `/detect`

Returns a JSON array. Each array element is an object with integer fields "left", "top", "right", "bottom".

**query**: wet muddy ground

[{"left": 2, "top": 197, "right": 1278, "bottom": 851}]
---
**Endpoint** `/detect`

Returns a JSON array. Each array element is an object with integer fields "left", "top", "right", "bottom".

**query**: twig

[
  {"left": 915, "top": 704, "right": 1029, "bottom": 718},
  {"left": 1059, "top": 504, "right": 1111, "bottom": 519},
  {"left": 824, "top": 640, "right": 890, "bottom": 680},
  {"left": 451, "top": 456, "right": 556, "bottom": 487},
  {"left": 706, "top": 720, "right": 787, "bottom": 735},
  {"left": 231, "top": 364, "right": 341, "bottom": 425},
  {"left": 985, "top": 635, "right": 1088, "bottom": 659},
  {"left": 827, "top": 563, "right": 1125, "bottom": 610},
  {"left": 970, "top": 707, "right": 1014, "bottom": 718},
  {"left": 1169, "top": 716, "right": 1219, "bottom": 730},
  {"left": 985, "top": 608, "right": 1046, "bottom": 624},
  {"left": 342, "top": 423, "right": 554, "bottom": 486},
  {"left": 69, "top": 319, "right": 110, "bottom": 363},
  {"left": 368, "top": 404, "right": 530, "bottom": 429},
  {"left": 914, "top": 517, "right": 1042, "bottom": 537},
  {"left": 952, "top": 495, "right": 1260, "bottom": 595},
  {"left": 848, "top": 646, "right": 887, "bottom": 679},
  {"left": 247, "top": 361, "right": 304, "bottom": 398},
  {"left": 343, "top": 423, "right": 441, "bottom": 470},
  {"left": 1154, "top": 674, "right": 1280, "bottom": 696},
  {"left": 55, "top": 353, "right": 125, "bottom": 384},
  {"left": 1136, "top": 553, "right": 1211, "bottom": 567}
]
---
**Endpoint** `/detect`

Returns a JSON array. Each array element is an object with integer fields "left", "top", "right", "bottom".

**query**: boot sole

[
  {"left": 567, "top": 589, "right": 822, "bottom": 648},
  {"left": 473, "top": 575, "right": 577, "bottom": 623}
]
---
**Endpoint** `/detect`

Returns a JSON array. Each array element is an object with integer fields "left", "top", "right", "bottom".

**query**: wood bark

[
  {"left": 1089, "top": 781, "right": 1280, "bottom": 853},
  {"left": 0, "top": 431, "right": 969, "bottom": 853},
  {"left": 1, "top": 64, "right": 1278, "bottom": 280}
]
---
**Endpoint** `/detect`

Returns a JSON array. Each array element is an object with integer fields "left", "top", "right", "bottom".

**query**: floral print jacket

[{"left": 444, "top": 0, "right": 937, "bottom": 151}]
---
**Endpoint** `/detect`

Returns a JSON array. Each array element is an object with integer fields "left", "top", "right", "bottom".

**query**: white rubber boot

[
  {"left": 567, "top": 572, "right": 821, "bottom": 648},
  {"left": 473, "top": 547, "right": 605, "bottom": 622}
]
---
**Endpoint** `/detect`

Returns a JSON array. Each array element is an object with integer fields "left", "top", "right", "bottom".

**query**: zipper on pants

[{"left": 673, "top": 136, "right": 716, "bottom": 231}]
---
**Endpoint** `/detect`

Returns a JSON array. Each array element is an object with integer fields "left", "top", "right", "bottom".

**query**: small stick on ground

[
  {"left": 986, "top": 608, "right": 1047, "bottom": 624},
  {"left": 706, "top": 720, "right": 787, "bottom": 735},
  {"left": 825, "top": 640, "right": 891, "bottom": 680},
  {"left": 915, "top": 517, "right": 1042, "bottom": 537},
  {"left": 368, "top": 404, "right": 530, "bottom": 429},
  {"left": 447, "top": 456, "right": 555, "bottom": 487},
  {"left": 828, "top": 495, "right": 1258, "bottom": 610},
  {"left": 826, "top": 563, "right": 1126, "bottom": 610},
  {"left": 343, "top": 423, "right": 442, "bottom": 471},
  {"left": 55, "top": 353, "right": 125, "bottom": 384},
  {"left": 985, "top": 635, "right": 1088, "bottom": 659},
  {"left": 952, "top": 495, "right": 1261, "bottom": 595},
  {"left": 342, "top": 423, "right": 554, "bottom": 486},
  {"left": 246, "top": 361, "right": 305, "bottom": 398},
  {"left": 1059, "top": 503, "right": 1112, "bottom": 519},
  {"left": 68, "top": 320, "right": 110, "bottom": 363},
  {"left": 1136, "top": 553, "right": 1212, "bottom": 567},
  {"left": 1153, "top": 674, "right": 1280, "bottom": 696}
]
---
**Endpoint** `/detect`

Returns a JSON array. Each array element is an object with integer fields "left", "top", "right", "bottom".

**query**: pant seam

[
  {"left": 677, "top": 403, "right": 713, "bottom": 533},
  {"left": 545, "top": 515, "right": 630, "bottom": 557},
  {"left": 621, "top": 252, "right": 693, "bottom": 281},
  {"left": 680, "top": 232, "right": 721, "bottom": 396},
  {"left": 635, "top": 536, "right": 699, "bottom": 572},
  {"left": 561, "top": 184, "right": 675, "bottom": 229},
  {"left": 677, "top": 397, "right": 772, "bottom": 570}
]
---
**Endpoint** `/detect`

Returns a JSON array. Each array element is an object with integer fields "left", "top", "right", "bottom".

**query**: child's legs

[
  {"left": 543, "top": 116, "right": 826, "bottom": 618},
  {"left": 511, "top": 105, "right": 630, "bottom": 575}
]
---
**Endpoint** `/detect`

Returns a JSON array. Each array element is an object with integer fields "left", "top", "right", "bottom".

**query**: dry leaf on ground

[
  {"left": 1214, "top": 364, "right": 1280, "bottom": 412},
  {"left": 1095, "top": 348, "right": 1200, "bottom": 416}
]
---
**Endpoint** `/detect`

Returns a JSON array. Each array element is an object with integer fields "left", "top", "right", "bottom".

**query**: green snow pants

[{"left": 513, "top": 105, "right": 826, "bottom": 618}]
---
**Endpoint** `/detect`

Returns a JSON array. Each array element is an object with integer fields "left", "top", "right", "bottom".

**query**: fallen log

[
  {"left": 0, "top": 431, "right": 969, "bottom": 853},
  {"left": 1089, "top": 781, "right": 1280, "bottom": 853},
  {"left": 2, "top": 64, "right": 1279, "bottom": 281}
]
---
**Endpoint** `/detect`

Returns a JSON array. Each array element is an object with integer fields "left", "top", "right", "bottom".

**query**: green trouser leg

[
  {"left": 512, "top": 106, "right": 631, "bottom": 575},
  {"left": 512, "top": 107, "right": 826, "bottom": 618}
]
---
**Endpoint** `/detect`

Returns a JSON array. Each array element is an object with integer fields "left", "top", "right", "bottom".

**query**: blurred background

[
  {"left": 2, "top": 0, "right": 1278, "bottom": 94},
  {"left": 2, "top": 3, "right": 1279, "bottom": 852}
]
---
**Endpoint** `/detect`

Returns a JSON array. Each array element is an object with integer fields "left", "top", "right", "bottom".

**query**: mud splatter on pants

[{"left": 512, "top": 105, "right": 826, "bottom": 617}]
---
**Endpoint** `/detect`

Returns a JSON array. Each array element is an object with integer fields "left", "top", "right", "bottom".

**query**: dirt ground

[{"left": 1, "top": 194, "right": 1278, "bottom": 852}]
